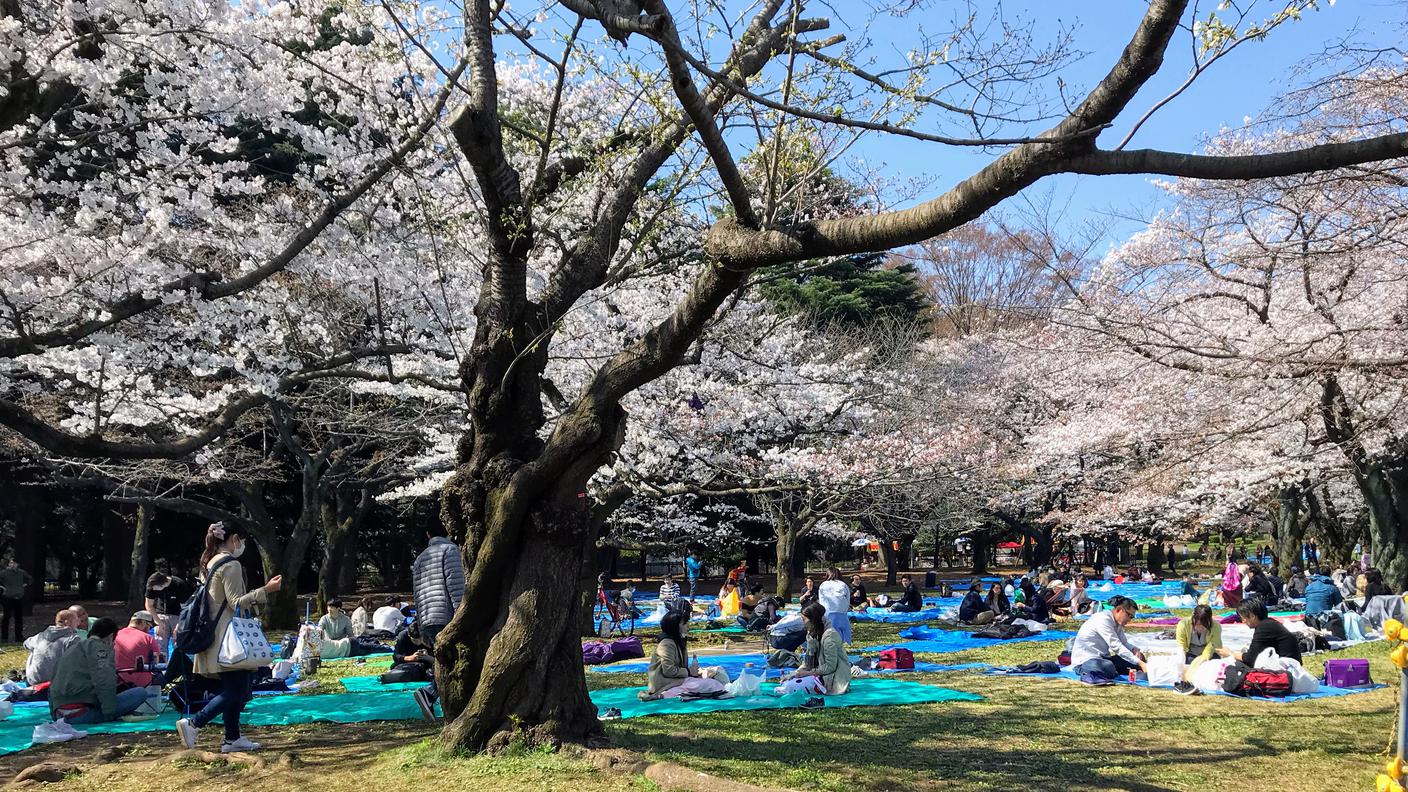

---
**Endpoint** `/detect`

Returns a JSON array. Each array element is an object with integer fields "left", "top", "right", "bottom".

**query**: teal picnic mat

[
  {"left": 0, "top": 690, "right": 424, "bottom": 756},
  {"left": 699, "top": 625, "right": 749, "bottom": 634},
  {"left": 590, "top": 678, "right": 981, "bottom": 719},
  {"left": 340, "top": 676, "right": 424, "bottom": 693}
]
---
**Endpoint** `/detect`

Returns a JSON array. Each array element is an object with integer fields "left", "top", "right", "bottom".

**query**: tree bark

[
  {"left": 970, "top": 531, "right": 989, "bottom": 576},
  {"left": 1268, "top": 484, "right": 1306, "bottom": 575},
  {"left": 126, "top": 503, "right": 153, "bottom": 613},
  {"left": 774, "top": 523, "right": 797, "bottom": 600},
  {"left": 1147, "top": 543, "right": 1165, "bottom": 574},
  {"left": 1306, "top": 484, "right": 1360, "bottom": 568},
  {"left": 102, "top": 505, "right": 132, "bottom": 599}
]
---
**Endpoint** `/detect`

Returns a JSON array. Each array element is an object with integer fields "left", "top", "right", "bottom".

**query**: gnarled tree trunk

[{"left": 127, "top": 503, "right": 153, "bottom": 613}]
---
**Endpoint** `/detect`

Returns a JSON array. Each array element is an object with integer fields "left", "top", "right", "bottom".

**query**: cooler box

[{"left": 1323, "top": 658, "right": 1371, "bottom": 688}]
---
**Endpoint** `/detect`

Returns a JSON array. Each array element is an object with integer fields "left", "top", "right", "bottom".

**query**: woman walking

[{"left": 176, "top": 522, "right": 282, "bottom": 753}]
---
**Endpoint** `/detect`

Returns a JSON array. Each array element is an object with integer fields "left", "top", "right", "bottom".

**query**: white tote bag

[
  {"left": 217, "top": 608, "right": 275, "bottom": 670},
  {"left": 1144, "top": 653, "right": 1185, "bottom": 687}
]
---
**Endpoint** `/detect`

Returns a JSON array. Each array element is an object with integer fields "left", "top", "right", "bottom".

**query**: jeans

[
  {"left": 0, "top": 597, "right": 21, "bottom": 643},
  {"left": 1074, "top": 655, "right": 1140, "bottom": 682},
  {"left": 687, "top": 577, "right": 697, "bottom": 600},
  {"left": 191, "top": 670, "right": 254, "bottom": 741},
  {"left": 768, "top": 630, "right": 806, "bottom": 653},
  {"left": 64, "top": 687, "right": 150, "bottom": 724},
  {"left": 890, "top": 603, "right": 920, "bottom": 613},
  {"left": 825, "top": 612, "right": 851, "bottom": 644}
]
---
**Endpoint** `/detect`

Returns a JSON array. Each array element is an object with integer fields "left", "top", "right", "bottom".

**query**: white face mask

[{"left": 230, "top": 540, "right": 246, "bottom": 559}]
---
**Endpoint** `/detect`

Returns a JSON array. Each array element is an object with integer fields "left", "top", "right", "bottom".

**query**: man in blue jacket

[{"left": 1304, "top": 566, "right": 1344, "bottom": 618}]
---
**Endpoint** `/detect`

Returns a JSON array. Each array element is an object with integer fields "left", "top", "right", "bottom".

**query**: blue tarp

[
  {"left": 587, "top": 652, "right": 990, "bottom": 679},
  {"left": 862, "top": 625, "right": 1076, "bottom": 655}
]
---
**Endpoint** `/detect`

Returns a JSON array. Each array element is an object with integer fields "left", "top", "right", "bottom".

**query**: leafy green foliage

[{"left": 755, "top": 252, "right": 930, "bottom": 327}]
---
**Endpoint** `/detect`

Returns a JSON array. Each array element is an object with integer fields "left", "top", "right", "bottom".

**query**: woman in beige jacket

[{"left": 175, "top": 523, "right": 282, "bottom": 754}]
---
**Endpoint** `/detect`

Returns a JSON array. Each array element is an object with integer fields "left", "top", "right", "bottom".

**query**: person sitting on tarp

[
  {"left": 1070, "top": 596, "right": 1147, "bottom": 683},
  {"left": 371, "top": 597, "right": 406, "bottom": 637},
  {"left": 777, "top": 603, "right": 852, "bottom": 696},
  {"left": 798, "top": 577, "right": 818, "bottom": 609},
  {"left": 1179, "top": 573, "right": 1199, "bottom": 599},
  {"left": 1244, "top": 565, "right": 1276, "bottom": 603},
  {"left": 744, "top": 589, "right": 783, "bottom": 631},
  {"left": 717, "top": 581, "right": 740, "bottom": 618},
  {"left": 768, "top": 612, "right": 807, "bottom": 652},
  {"left": 640, "top": 611, "right": 729, "bottom": 701},
  {"left": 957, "top": 582, "right": 989, "bottom": 625},
  {"left": 985, "top": 582, "right": 1010, "bottom": 617},
  {"left": 350, "top": 595, "right": 377, "bottom": 637},
  {"left": 318, "top": 600, "right": 352, "bottom": 641},
  {"left": 1069, "top": 575, "right": 1098, "bottom": 616},
  {"left": 737, "top": 585, "right": 762, "bottom": 628},
  {"left": 1218, "top": 599, "right": 1301, "bottom": 667},
  {"left": 24, "top": 609, "right": 82, "bottom": 689},
  {"left": 114, "top": 611, "right": 161, "bottom": 690},
  {"left": 659, "top": 574, "right": 681, "bottom": 611},
  {"left": 1176, "top": 605, "right": 1222, "bottom": 664},
  {"left": 849, "top": 575, "right": 871, "bottom": 611},
  {"left": 379, "top": 623, "right": 436, "bottom": 690},
  {"left": 890, "top": 575, "right": 923, "bottom": 613},
  {"left": 1286, "top": 567, "right": 1309, "bottom": 599},
  {"left": 50, "top": 618, "right": 150, "bottom": 724},
  {"left": 1014, "top": 579, "right": 1049, "bottom": 622}
]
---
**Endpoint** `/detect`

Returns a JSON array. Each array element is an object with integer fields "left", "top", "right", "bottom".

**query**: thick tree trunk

[
  {"left": 883, "top": 541, "right": 898, "bottom": 586},
  {"left": 435, "top": 485, "right": 603, "bottom": 752},
  {"left": 126, "top": 504, "right": 153, "bottom": 613},
  {"left": 12, "top": 485, "right": 49, "bottom": 613}
]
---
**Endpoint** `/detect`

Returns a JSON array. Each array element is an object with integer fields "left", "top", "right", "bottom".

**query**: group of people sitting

[
  {"left": 955, "top": 574, "right": 1089, "bottom": 627},
  {"left": 643, "top": 603, "right": 852, "bottom": 703},
  {"left": 20, "top": 607, "right": 164, "bottom": 723},
  {"left": 795, "top": 572, "right": 925, "bottom": 613},
  {"left": 1071, "top": 595, "right": 1305, "bottom": 689}
]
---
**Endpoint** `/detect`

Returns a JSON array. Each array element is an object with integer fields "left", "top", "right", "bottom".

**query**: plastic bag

[
  {"left": 725, "top": 669, "right": 762, "bottom": 698},
  {"left": 1253, "top": 649, "right": 1318, "bottom": 694},
  {"left": 1012, "top": 618, "right": 1048, "bottom": 633},
  {"left": 0, "top": 699, "right": 12, "bottom": 721},
  {"left": 1144, "top": 654, "right": 1185, "bottom": 688}
]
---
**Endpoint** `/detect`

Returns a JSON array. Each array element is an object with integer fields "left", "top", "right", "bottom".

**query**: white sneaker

[
  {"left": 175, "top": 718, "right": 198, "bottom": 749},
  {"left": 220, "top": 737, "right": 261, "bottom": 753}
]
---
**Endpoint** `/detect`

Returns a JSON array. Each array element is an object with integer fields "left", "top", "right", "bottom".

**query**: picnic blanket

[
  {"left": 0, "top": 689, "right": 426, "bottom": 757},
  {"left": 986, "top": 667, "right": 1386, "bottom": 702},
  {"left": 590, "top": 678, "right": 981, "bottom": 720},
  {"left": 851, "top": 607, "right": 950, "bottom": 624},
  {"left": 863, "top": 625, "right": 1077, "bottom": 655},
  {"left": 586, "top": 653, "right": 990, "bottom": 679}
]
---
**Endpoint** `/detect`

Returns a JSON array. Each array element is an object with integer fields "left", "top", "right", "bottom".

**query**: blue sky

[{"left": 843, "top": 0, "right": 1408, "bottom": 249}]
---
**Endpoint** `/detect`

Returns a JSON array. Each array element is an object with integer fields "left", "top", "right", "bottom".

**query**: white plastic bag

[
  {"left": 1253, "top": 649, "right": 1318, "bottom": 694},
  {"left": 1188, "top": 657, "right": 1234, "bottom": 691},
  {"left": 217, "top": 609, "right": 275, "bottom": 670},
  {"left": 0, "top": 699, "right": 12, "bottom": 721},
  {"left": 1012, "top": 618, "right": 1048, "bottom": 633},
  {"left": 1144, "top": 654, "right": 1185, "bottom": 688},
  {"left": 725, "top": 669, "right": 762, "bottom": 698}
]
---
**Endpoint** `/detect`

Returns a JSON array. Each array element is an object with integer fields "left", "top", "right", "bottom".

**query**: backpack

[
  {"left": 607, "top": 636, "right": 644, "bottom": 660},
  {"left": 1221, "top": 663, "right": 1292, "bottom": 697},
  {"left": 172, "top": 556, "right": 238, "bottom": 656},
  {"left": 877, "top": 648, "right": 915, "bottom": 670}
]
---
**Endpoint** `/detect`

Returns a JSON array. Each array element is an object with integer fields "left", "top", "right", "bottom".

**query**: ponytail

[{"left": 199, "top": 521, "right": 248, "bottom": 569}]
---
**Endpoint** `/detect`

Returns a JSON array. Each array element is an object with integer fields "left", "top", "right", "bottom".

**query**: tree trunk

[
  {"left": 774, "top": 523, "right": 797, "bottom": 600},
  {"left": 126, "top": 504, "right": 153, "bottom": 613},
  {"left": 1307, "top": 484, "right": 1361, "bottom": 569},
  {"left": 102, "top": 505, "right": 131, "bottom": 599},
  {"left": 12, "top": 485, "right": 49, "bottom": 613},
  {"left": 1268, "top": 483, "right": 1306, "bottom": 575},
  {"left": 1147, "top": 542, "right": 1165, "bottom": 574},
  {"left": 970, "top": 532, "right": 989, "bottom": 576},
  {"left": 883, "top": 541, "right": 898, "bottom": 586}
]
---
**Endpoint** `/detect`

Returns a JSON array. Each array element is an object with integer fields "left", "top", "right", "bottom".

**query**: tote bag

[{"left": 217, "top": 607, "right": 275, "bottom": 670}]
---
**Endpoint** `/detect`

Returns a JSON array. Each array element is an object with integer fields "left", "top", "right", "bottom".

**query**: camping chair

[{"left": 595, "top": 584, "right": 636, "bottom": 637}]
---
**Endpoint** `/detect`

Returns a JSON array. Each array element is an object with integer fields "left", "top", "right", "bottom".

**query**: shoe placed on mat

[
  {"left": 220, "top": 737, "right": 261, "bottom": 753},
  {"left": 1173, "top": 681, "right": 1202, "bottom": 696},
  {"left": 176, "top": 718, "right": 198, "bottom": 749},
  {"left": 800, "top": 697, "right": 825, "bottom": 709},
  {"left": 413, "top": 687, "right": 438, "bottom": 721},
  {"left": 1078, "top": 673, "right": 1114, "bottom": 686},
  {"left": 600, "top": 707, "right": 622, "bottom": 720}
]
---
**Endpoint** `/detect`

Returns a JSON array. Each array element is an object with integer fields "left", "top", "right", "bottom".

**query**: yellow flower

[
  {"left": 1392, "top": 644, "right": 1408, "bottom": 669},
  {"left": 1387, "top": 619, "right": 1404, "bottom": 642}
]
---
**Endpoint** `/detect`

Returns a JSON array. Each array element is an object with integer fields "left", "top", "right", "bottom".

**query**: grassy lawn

[{"left": 0, "top": 607, "right": 1394, "bottom": 792}]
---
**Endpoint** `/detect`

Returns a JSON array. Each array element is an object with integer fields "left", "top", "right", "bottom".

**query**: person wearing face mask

[{"left": 175, "top": 522, "right": 282, "bottom": 754}]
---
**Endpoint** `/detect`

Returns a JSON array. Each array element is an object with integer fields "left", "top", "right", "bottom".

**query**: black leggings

[
  {"left": 192, "top": 670, "right": 253, "bottom": 741},
  {"left": 0, "top": 598, "right": 21, "bottom": 643}
]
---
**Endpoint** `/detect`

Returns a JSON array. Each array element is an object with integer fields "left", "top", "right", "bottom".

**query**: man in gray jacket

[
  {"left": 25, "top": 609, "right": 82, "bottom": 686},
  {"left": 410, "top": 525, "right": 464, "bottom": 721}
]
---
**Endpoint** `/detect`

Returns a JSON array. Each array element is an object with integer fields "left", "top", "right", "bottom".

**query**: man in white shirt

[
  {"left": 372, "top": 600, "right": 406, "bottom": 634},
  {"left": 817, "top": 567, "right": 852, "bottom": 644},
  {"left": 1070, "top": 596, "right": 1147, "bottom": 683}
]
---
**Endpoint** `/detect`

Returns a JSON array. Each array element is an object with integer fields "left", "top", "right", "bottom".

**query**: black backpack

[{"left": 172, "top": 556, "right": 238, "bottom": 655}]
